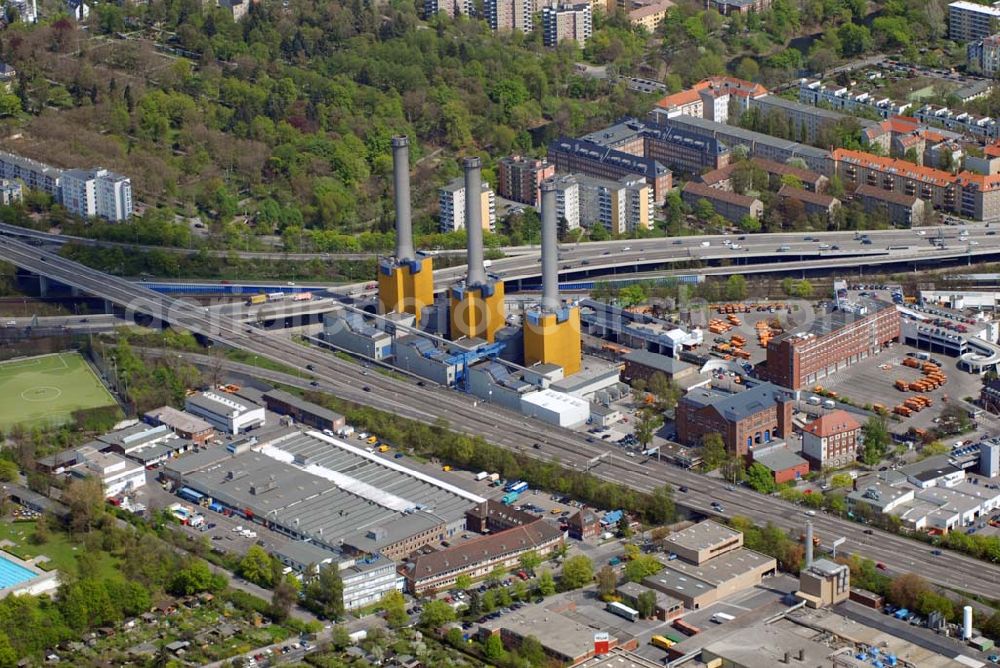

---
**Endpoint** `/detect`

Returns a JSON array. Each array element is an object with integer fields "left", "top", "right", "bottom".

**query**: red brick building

[
  {"left": 800, "top": 410, "right": 862, "bottom": 468},
  {"left": 676, "top": 382, "right": 793, "bottom": 457},
  {"left": 765, "top": 300, "right": 900, "bottom": 391},
  {"left": 753, "top": 448, "right": 810, "bottom": 484},
  {"left": 497, "top": 155, "right": 555, "bottom": 207}
]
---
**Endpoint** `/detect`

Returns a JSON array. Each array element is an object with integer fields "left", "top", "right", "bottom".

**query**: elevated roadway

[{"left": 2, "top": 235, "right": 1000, "bottom": 600}]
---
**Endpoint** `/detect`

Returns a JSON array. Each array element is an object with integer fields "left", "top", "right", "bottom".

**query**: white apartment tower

[
  {"left": 61, "top": 168, "right": 133, "bottom": 221},
  {"left": 542, "top": 3, "right": 593, "bottom": 47},
  {"left": 486, "top": 0, "right": 537, "bottom": 32},
  {"left": 549, "top": 174, "right": 581, "bottom": 231},
  {"left": 438, "top": 177, "right": 497, "bottom": 233}
]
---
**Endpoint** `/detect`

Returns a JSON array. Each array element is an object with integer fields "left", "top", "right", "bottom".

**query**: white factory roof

[{"left": 521, "top": 388, "right": 590, "bottom": 413}]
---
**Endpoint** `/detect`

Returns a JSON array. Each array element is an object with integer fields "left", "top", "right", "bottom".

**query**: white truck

[{"left": 475, "top": 471, "right": 490, "bottom": 481}]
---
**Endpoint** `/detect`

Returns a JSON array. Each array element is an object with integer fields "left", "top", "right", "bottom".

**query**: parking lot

[
  {"left": 688, "top": 301, "right": 802, "bottom": 367},
  {"left": 818, "top": 344, "right": 985, "bottom": 432}
]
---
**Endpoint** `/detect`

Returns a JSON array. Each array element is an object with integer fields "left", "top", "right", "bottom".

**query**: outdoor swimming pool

[{"left": 0, "top": 553, "right": 40, "bottom": 589}]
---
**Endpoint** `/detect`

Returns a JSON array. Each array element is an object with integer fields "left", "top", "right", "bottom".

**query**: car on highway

[
  {"left": 876, "top": 562, "right": 887, "bottom": 571},
  {"left": 679, "top": 486, "right": 688, "bottom": 493},
  {"left": 863, "top": 529, "right": 874, "bottom": 535},
  {"left": 363, "top": 386, "right": 371, "bottom": 392},
  {"left": 931, "top": 549, "right": 942, "bottom": 556},
  {"left": 310, "top": 380, "right": 319, "bottom": 386}
]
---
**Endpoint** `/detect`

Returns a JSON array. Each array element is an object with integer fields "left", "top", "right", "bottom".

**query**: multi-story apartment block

[
  {"left": 0, "top": 150, "right": 62, "bottom": 197},
  {"left": 642, "top": 125, "right": 731, "bottom": 175},
  {"left": 626, "top": 0, "right": 673, "bottom": 30},
  {"left": 655, "top": 76, "right": 768, "bottom": 122},
  {"left": 580, "top": 118, "right": 647, "bottom": 155},
  {"left": 61, "top": 168, "right": 133, "bottom": 222},
  {"left": 547, "top": 137, "right": 671, "bottom": 203},
  {"left": 707, "top": 0, "right": 770, "bottom": 13},
  {"left": 681, "top": 181, "right": 762, "bottom": 224},
  {"left": 949, "top": 1, "right": 1000, "bottom": 42},
  {"left": 799, "top": 80, "right": 911, "bottom": 120},
  {"left": 0, "top": 179, "right": 22, "bottom": 205},
  {"left": 542, "top": 3, "right": 592, "bottom": 47},
  {"left": 676, "top": 382, "right": 793, "bottom": 456},
  {"left": 424, "top": 0, "right": 473, "bottom": 17},
  {"left": 749, "top": 94, "right": 880, "bottom": 145},
  {"left": 912, "top": 104, "right": 999, "bottom": 140},
  {"left": 485, "top": 0, "right": 536, "bottom": 32},
  {"left": 776, "top": 185, "right": 840, "bottom": 221},
  {"left": 701, "top": 157, "right": 829, "bottom": 193},
  {"left": 969, "top": 34, "right": 1000, "bottom": 75},
  {"left": 548, "top": 174, "right": 581, "bottom": 230},
  {"left": 497, "top": 156, "right": 555, "bottom": 206},
  {"left": 654, "top": 114, "right": 834, "bottom": 175},
  {"left": 801, "top": 410, "right": 862, "bottom": 468},
  {"left": 764, "top": 299, "right": 900, "bottom": 391},
  {"left": 574, "top": 174, "right": 652, "bottom": 234},
  {"left": 833, "top": 148, "right": 957, "bottom": 211},
  {"left": 439, "top": 177, "right": 497, "bottom": 233}
]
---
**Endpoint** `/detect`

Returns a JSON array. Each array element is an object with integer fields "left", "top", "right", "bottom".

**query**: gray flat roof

[
  {"left": 623, "top": 349, "right": 692, "bottom": 375},
  {"left": 702, "top": 621, "right": 834, "bottom": 667},
  {"left": 481, "top": 605, "right": 612, "bottom": 660},
  {"left": 144, "top": 406, "right": 214, "bottom": 434},
  {"left": 617, "top": 581, "right": 682, "bottom": 609},
  {"left": 274, "top": 540, "right": 337, "bottom": 567},
  {"left": 180, "top": 431, "right": 476, "bottom": 551},
  {"left": 263, "top": 389, "right": 344, "bottom": 424},
  {"left": 658, "top": 547, "right": 775, "bottom": 586},
  {"left": 755, "top": 94, "right": 879, "bottom": 127},
  {"left": 666, "top": 520, "right": 740, "bottom": 553},
  {"left": 661, "top": 114, "right": 832, "bottom": 160},
  {"left": 754, "top": 448, "right": 808, "bottom": 473}
]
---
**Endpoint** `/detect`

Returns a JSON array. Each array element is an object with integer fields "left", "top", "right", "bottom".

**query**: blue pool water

[{"left": 0, "top": 554, "right": 38, "bottom": 589}]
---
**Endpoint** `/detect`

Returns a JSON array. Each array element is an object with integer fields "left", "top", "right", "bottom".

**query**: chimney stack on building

[
  {"left": 805, "top": 520, "right": 814, "bottom": 569},
  {"left": 464, "top": 157, "right": 487, "bottom": 287},
  {"left": 540, "top": 179, "right": 559, "bottom": 312},
  {"left": 392, "top": 136, "right": 415, "bottom": 263}
]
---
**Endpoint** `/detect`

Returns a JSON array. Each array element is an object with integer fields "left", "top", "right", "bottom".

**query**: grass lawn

[
  {"left": 0, "top": 520, "right": 118, "bottom": 578},
  {"left": 0, "top": 352, "right": 119, "bottom": 430}
]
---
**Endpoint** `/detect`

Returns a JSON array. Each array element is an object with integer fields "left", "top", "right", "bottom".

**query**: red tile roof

[
  {"left": 777, "top": 184, "right": 838, "bottom": 209},
  {"left": 656, "top": 77, "right": 767, "bottom": 110},
  {"left": 802, "top": 409, "right": 860, "bottom": 438}
]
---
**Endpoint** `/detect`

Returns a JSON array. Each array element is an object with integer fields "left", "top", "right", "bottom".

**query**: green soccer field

[{"left": 0, "top": 352, "right": 119, "bottom": 430}]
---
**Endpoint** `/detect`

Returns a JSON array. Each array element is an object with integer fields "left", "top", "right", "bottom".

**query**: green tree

[
  {"left": 830, "top": 473, "right": 853, "bottom": 489},
  {"left": 420, "top": 600, "right": 457, "bottom": 628},
  {"left": 518, "top": 636, "right": 546, "bottom": 666},
  {"left": 269, "top": 580, "right": 298, "bottom": 622},
  {"left": 538, "top": 570, "right": 556, "bottom": 596},
  {"left": 745, "top": 462, "right": 777, "bottom": 493},
  {"left": 381, "top": 590, "right": 409, "bottom": 628},
  {"left": 634, "top": 407, "right": 664, "bottom": 450},
  {"left": 648, "top": 372, "right": 681, "bottom": 410},
  {"left": 519, "top": 551, "right": 542, "bottom": 573},
  {"left": 618, "top": 284, "right": 648, "bottom": 308},
  {"left": 596, "top": 565, "right": 617, "bottom": 600},
  {"left": 239, "top": 545, "right": 275, "bottom": 589},
  {"left": 636, "top": 590, "right": 657, "bottom": 618},
  {"left": 62, "top": 476, "right": 105, "bottom": 534},
  {"left": 644, "top": 484, "right": 676, "bottom": 525},
  {"left": 701, "top": 432, "right": 728, "bottom": 471},
  {"left": 560, "top": 555, "right": 594, "bottom": 590},
  {"left": 303, "top": 564, "right": 344, "bottom": 620},
  {"left": 455, "top": 574, "right": 473, "bottom": 591},
  {"left": 694, "top": 198, "right": 715, "bottom": 221},
  {"left": 918, "top": 440, "right": 950, "bottom": 460},
  {"left": 0, "top": 460, "right": 18, "bottom": 482},
  {"left": 484, "top": 634, "right": 507, "bottom": 662},
  {"left": 0, "top": 632, "right": 16, "bottom": 668},
  {"left": 725, "top": 274, "right": 748, "bottom": 301},
  {"left": 739, "top": 215, "right": 762, "bottom": 233},
  {"left": 862, "top": 415, "right": 890, "bottom": 466},
  {"left": 624, "top": 555, "right": 663, "bottom": 582}
]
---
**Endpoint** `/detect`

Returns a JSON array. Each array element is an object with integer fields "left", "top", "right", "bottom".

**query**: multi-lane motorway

[{"left": 3, "top": 234, "right": 1000, "bottom": 600}]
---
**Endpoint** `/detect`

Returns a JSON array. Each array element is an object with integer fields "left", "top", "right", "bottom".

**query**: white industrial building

[
  {"left": 521, "top": 388, "right": 589, "bottom": 427},
  {"left": 184, "top": 390, "right": 266, "bottom": 435},
  {"left": 341, "top": 558, "right": 402, "bottom": 610},
  {"left": 72, "top": 448, "right": 146, "bottom": 498}
]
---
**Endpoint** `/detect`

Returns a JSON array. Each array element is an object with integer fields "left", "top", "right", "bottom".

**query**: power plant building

[
  {"left": 523, "top": 179, "right": 583, "bottom": 375},
  {"left": 450, "top": 158, "right": 506, "bottom": 343},
  {"left": 378, "top": 137, "right": 434, "bottom": 325}
]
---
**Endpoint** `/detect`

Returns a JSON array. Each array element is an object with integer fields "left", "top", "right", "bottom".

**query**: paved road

[{"left": 4, "top": 236, "right": 1000, "bottom": 601}]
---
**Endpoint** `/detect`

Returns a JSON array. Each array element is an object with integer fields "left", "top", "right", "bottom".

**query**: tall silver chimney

[
  {"left": 392, "top": 136, "right": 415, "bottom": 262},
  {"left": 805, "top": 520, "right": 814, "bottom": 569},
  {"left": 463, "top": 157, "right": 487, "bottom": 287},
  {"left": 540, "top": 179, "right": 559, "bottom": 312}
]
